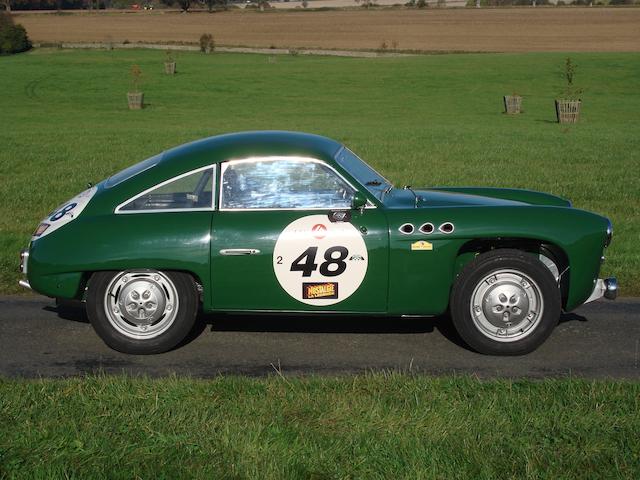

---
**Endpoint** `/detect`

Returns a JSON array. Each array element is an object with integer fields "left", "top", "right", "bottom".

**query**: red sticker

[{"left": 311, "top": 224, "right": 327, "bottom": 240}]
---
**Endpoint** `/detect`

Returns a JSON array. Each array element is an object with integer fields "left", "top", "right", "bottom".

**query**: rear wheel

[
  {"left": 450, "top": 249, "right": 561, "bottom": 355},
  {"left": 86, "top": 270, "right": 198, "bottom": 354}
]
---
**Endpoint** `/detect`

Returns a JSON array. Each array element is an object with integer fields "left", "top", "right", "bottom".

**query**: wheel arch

[
  {"left": 454, "top": 237, "right": 570, "bottom": 309},
  {"left": 81, "top": 269, "right": 204, "bottom": 304}
]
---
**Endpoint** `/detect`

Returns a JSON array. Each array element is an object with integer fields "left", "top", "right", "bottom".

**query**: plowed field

[{"left": 15, "top": 8, "right": 640, "bottom": 52}]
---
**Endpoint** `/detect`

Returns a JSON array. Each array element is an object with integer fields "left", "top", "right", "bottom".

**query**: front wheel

[
  {"left": 450, "top": 249, "right": 561, "bottom": 355},
  {"left": 86, "top": 270, "right": 198, "bottom": 354}
]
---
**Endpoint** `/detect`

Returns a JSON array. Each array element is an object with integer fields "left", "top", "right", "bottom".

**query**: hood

[{"left": 382, "top": 187, "right": 571, "bottom": 209}]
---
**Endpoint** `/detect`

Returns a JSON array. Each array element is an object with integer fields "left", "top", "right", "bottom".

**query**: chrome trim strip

[
  {"left": 219, "top": 248, "right": 261, "bottom": 256},
  {"left": 115, "top": 165, "right": 216, "bottom": 214},
  {"left": 117, "top": 207, "right": 213, "bottom": 215}
]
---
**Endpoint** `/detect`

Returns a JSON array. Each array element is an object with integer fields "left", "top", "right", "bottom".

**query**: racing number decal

[
  {"left": 273, "top": 215, "right": 368, "bottom": 306},
  {"left": 49, "top": 203, "right": 78, "bottom": 222},
  {"left": 32, "top": 186, "right": 98, "bottom": 242},
  {"left": 290, "top": 246, "right": 348, "bottom": 277}
]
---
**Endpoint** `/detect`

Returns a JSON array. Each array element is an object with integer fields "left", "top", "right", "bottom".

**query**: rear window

[
  {"left": 105, "top": 153, "right": 162, "bottom": 188},
  {"left": 117, "top": 167, "right": 215, "bottom": 212}
]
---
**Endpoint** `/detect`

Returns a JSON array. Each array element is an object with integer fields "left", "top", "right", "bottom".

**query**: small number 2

[{"left": 276, "top": 256, "right": 283, "bottom": 264}]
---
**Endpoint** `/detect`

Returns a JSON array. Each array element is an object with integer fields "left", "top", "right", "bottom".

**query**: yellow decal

[
  {"left": 411, "top": 240, "right": 433, "bottom": 251},
  {"left": 303, "top": 282, "right": 338, "bottom": 299}
]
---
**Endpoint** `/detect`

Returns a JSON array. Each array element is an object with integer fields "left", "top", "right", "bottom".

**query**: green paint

[{"left": 26, "top": 131, "right": 611, "bottom": 315}]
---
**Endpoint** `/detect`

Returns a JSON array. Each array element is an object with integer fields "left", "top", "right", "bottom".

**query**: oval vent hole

[
  {"left": 419, "top": 223, "right": 434, "bottom": 234},
  {"left": 439, "top": 222, "right": 455, "bottom": 234},
  {"left": 399, "top": 223, "right": 415, "bottom": 235}
]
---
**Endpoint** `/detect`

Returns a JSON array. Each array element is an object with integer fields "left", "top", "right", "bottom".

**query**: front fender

[{"left": 386, "top": 205, "right": 608, "bottom": 314}]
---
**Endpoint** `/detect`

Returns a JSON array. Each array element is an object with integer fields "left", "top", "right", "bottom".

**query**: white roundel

[
  {"left": 32, "top": 186, "right": 98, "bottom": 241},
  {"left": 273, "top": 215, "right": 368, "bottom": 306}
]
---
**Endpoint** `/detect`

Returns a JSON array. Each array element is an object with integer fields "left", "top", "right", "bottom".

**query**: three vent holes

[{"left": 399, "top": 222, "right": 454, "bottom": 235}]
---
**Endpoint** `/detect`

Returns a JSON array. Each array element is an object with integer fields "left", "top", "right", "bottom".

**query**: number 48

[{"left": 290, "top": 246, "right": 348, "bottom": 277}]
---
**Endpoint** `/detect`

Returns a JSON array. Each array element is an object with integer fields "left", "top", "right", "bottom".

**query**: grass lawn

[
  {"left": 0, "top": 49, "right": 638, "bottom": 295},
  {"left": 1, "top": 374, "right": 639, "bottom": 478}
]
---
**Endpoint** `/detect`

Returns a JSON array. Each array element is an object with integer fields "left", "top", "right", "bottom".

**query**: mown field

[
  {"left": 15, "top": 8, "right": 640, "bottom": 53},
  {"left": 1, "top": 374, "right": 639, "bottom": 478},
  {"left": 1, "top": 49, "right": 638, "bottom": 294}
]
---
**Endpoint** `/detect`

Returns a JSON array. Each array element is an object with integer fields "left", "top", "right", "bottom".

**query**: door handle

[{"left": 219, "top": 248, "right": 261, "bottom": 256}]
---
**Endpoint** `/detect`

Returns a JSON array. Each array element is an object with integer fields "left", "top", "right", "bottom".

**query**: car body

[{"left": 19, "top": 131, "right": 617, "bottom": 355}]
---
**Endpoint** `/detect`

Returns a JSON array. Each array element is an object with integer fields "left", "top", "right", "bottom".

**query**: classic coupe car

[{"left": 19, "top": 131, "right": 617, "bottom": 355}]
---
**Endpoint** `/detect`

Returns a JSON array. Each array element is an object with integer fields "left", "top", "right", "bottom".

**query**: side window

[
  {"left": 119, "top": 167, "right": 215, "bottom": 212},
  {"left": 220, "top": 158, "right": 355, "bottom": 210}
]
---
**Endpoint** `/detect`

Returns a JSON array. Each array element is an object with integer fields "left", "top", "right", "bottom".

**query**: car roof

[
  {"left": 98, "top": 131, "right": 345, "bottom": 208},
  {"left": 161, "top": 131, "right": 344, "bottom": 172}
]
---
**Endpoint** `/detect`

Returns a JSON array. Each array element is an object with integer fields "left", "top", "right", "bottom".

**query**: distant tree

[
  {"left": 199, "top": 32, "right": 214, "bottom": 52},
  {"left": 203, "top": 0, "right": 227, "bottom": 12},
  {"left": 2, "top": 0, "right": 11, "bottom": 11},
  {"left": 0, "top": 12, "right": 31, "bottom": 54},
  {"left": 161, "top": 0, "right": 191, "bottom": 11}
]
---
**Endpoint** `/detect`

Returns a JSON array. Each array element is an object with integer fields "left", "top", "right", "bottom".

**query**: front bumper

[
  {"left": 19, "top": 248, "right": 31, "bottom": 290},
  {"left": 584, "top": 277, "right": 618, "bottom": 304}
]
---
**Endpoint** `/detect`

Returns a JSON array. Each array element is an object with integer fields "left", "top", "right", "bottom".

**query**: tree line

[{"left": 1, "top": 0, "right": 234, "bottom": 10}]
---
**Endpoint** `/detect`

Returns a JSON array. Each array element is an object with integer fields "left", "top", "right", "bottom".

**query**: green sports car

[{"left": 19, "top": 131, "right": 617, "bottom": 355}]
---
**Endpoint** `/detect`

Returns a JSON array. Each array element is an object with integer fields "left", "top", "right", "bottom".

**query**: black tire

[
  {"left": 450, "top": 249, "right": 561, "bottom": 356},
  {"left": 86, "top": 270, "right": 199, "bottom": 354}
]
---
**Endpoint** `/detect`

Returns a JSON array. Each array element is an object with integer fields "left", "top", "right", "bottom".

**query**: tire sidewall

[
  {"left": 86, "top": 270, "right": 198, "bottom": 354},
  {"left": 451, "top": 249, "right": 561, "bottom": 355}
]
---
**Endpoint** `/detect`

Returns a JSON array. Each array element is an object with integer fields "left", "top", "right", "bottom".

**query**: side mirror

[{"left": 351, "top": 192, "right": 367, "bottom": 210}]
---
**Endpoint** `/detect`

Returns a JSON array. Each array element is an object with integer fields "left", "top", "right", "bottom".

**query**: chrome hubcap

[
  {"left": 470, "top": 270, "right": 544, "bottom": 342},
  {"left": 104, "top": 271, "right": 178, "bottom": 339}
]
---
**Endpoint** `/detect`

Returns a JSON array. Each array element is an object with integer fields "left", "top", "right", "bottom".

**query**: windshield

[
  {"left": 104, "top": 153, "right": 162, "bottom": 188},
  {"left": 334, "top": 147, "right": 393, "bottom": 201}
]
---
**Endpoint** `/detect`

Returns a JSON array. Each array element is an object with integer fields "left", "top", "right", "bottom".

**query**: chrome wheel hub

[
  {"left": 104, "top": 271, "right": 178, "bottom": 339},
  {"left": 470, "top": 270, "right": 544, "bottom": 342}
]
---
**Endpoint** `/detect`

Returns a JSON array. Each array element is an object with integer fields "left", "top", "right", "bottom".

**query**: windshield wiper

[{"left": 365, "top": 180, "right": 382, "bottom": 186}]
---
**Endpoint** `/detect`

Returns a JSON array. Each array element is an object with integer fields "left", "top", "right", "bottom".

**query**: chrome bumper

[
  {"left": 20, "top": 249, "right": 29, "bottom": 274},
  {"left": 584, "top": 277, "right": 618, "bottom": 304},
  {"left": 19, "top": 248, "right": 31, "bottom": 290}
]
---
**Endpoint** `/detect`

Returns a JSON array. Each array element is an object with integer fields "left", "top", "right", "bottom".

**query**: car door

[{"left": 210, "top": 156, "right": 389, "bottom": 313}]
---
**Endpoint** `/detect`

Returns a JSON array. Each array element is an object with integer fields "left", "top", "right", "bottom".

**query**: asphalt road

[{"left": 1, "top": 295, "right": 639, "bottom": 379}]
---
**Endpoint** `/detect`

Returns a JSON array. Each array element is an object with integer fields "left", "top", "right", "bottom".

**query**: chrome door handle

[{"left": 219, "top": 248, "right": 261, "bottom": 256}]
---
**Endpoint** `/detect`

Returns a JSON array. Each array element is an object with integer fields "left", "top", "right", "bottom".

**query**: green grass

[
  {"left": 1, "top": 49, "right": 639, "bottom": 295},
  {"left": 0, "top": 373, "right": 638, "bottom": 478}
]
